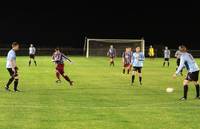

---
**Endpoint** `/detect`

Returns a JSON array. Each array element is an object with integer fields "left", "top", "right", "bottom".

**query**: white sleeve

[{"left": 176, "top": 56, "right": 185, "bottom": 74}]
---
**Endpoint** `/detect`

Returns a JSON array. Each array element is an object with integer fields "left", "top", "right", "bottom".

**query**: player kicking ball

[
  {"left": 163, "top": 46, "right": 170, "bottom": 67},
  {"left": 52, "top": 48, "right": 74, "bottom": 86},
  {"left": 107, "top": 45, "right": 116, "bottom": 67},
  {"left": 131, "top": 47, "right": 145, "bottom": 86},
  {"left": 29, "top": 44, "right": 37, "bottom": 66},
  {"left": 173, "top": 45, "right": 200, "bottom": 100},
  {"left": 122, "top": 48, "right": 132, "bottom": 74},
  {"left": 5, "top": 42, "right": 20, "bottom": 92}
]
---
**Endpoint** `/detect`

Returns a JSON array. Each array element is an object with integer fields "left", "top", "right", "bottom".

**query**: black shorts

[
  {"left": 186, "top": 71, "right": 199, "bottom": 81},
  {"left": 7, "top": 67, "right": 18, "bottom": 77},
  {"left": 133, "top": 67, "right": 142, "bottom": 73},
  {"left": 30, "top": 54, "right": 35, "bottom": 59},
  {"left": 176, "top": 58, "right": 180, "bottom": 66},
  {"left": 164, "top": 58, "right": 169, "bottom": 61}
]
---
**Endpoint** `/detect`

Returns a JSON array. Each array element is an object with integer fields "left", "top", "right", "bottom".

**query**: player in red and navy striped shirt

[{"left": 52, "top": 48, "right": 74, "bottom": 86}]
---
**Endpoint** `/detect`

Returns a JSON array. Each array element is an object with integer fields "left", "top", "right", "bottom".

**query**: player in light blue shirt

[
  {"left": 5, "top": 42, "right": 20, "bottom": 92},
  {"left": 173, "top": 45, "right": 200, "bottom": 100},
  {"left": 131, "top": 47, "right": 145, "bottom": 85}
]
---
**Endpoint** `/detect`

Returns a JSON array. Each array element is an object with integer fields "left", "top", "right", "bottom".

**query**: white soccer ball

[{"left": 166, "top": 88, "right": 174, "bottom": 93}]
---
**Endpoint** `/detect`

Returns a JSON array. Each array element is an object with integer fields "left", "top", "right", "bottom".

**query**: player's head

[
  {"left": 150, "top": 45, "right": 152, "bottom": 48},
  {"left": 30, "top": 44, "right": 33, "bottom": 47},
  {"left": 55, "top": 48, "right": 60, "bottom": 52},
  {"left": 128, "top": 47, "right": 132, "bottom": 52},
  {"left": 125, "top": 48, "right": 129, "bottom": 52},
  {"left": 12, "top": 42, "right": 19, "bottom": 51},
  {"left": 179, "top": 45, "right": 187, "bottom": 52},
  {"left": 165, "top": 46, "right": 168, "bottom": 50},
  {"left": 136, "top": 47, "right": 140, "bottom": 52},
  {"left": 110, "top": 45, "right": 113, "bottom": 49}
]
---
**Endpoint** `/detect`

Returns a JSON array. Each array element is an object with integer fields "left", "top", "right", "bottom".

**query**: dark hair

[
  {"left": 179, "top": 45, "right": 187, "bottom": 52},
  {"left": 12, "top": 42, "right": 19, "bottom": 47},
  {"left": 55, "top": 47, "right": 60, "bottom": 51}
]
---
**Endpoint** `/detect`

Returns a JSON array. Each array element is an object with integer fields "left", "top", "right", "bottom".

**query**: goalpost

[{"left": 84, "top": 38, "right": 145, "bottom": 58}]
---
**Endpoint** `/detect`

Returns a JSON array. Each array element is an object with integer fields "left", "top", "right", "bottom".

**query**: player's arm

[
  {"left": 122, "top": 53, "right": 124, "bottom": 63},
  {"left": 131, "top": 54, "right": 135, "bottom": 64},
  {"left": 139, "top": 53, "right": 145, "bottom": 61},
  {"left": 107, "top": 50, "right": 109, "bottom": 56},
  {"left": 175, "top": 51, "right": 178, "bottom": 58},
  {"left": 52, "top": 54, "right": 55, "bottom": 62},
  {"left": 174, "top": 56, "right": 185, "bottom": 77},
  {"left": 62, "top": 54, "right": 72, "bottom": 62}
]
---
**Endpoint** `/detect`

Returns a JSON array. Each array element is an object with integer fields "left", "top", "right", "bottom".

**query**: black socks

[
  {"left": 14, "top": 79, "right": 19, "bottom": 91},
  {"left": 131, "top": 75, "right": 135, "bottom": 83},
  {"left": 184, "top": 85, "right": 188, "bottom": 99},
  {"left": 195, "top": 84, "right": 199, "bottom": 97}
]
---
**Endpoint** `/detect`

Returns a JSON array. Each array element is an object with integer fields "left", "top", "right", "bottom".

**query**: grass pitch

[{"left": 0, "top": 56, "right": 200, "bottom": 129}]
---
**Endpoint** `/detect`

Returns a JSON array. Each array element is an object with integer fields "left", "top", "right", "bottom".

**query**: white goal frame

[{"left": 84, "top": 38, "right": 145, "bottom": 58}]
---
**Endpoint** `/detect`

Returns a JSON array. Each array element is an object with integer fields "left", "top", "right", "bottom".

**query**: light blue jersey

[
  {"left": 132, "top": 52, "right": 145, "bottom": 67},
  {"left": 6, "top": 49, "right": 16, "bottom": 68},
  {"left": 176, "top": 52, "right": 199, "bottom": 74}
]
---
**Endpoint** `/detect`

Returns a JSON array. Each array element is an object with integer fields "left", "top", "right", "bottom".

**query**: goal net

[{"left": 84, "top": 38, "right": 145, "bottom": 58}]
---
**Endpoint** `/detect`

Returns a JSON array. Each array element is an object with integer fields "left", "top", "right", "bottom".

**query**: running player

[
  {"left": 52, "top": 48, "right": 74, "bottom": 86},
  {"left": 131, "top": 47, "right": 145, "bottom": 85},
  {"left": 163, "top": 46, "right": 170, "bottom": 67},
  {"left": 122, "top": 48, "right": 132, "bottom": 74},
  {"left": 29, "top": 44, "right": 37, "bottom": 66},
  {"left": 5, "top": 42, "right": 20, "bottom": 92},
  {"left": 173, "top": 45, "right": 200, "bottom": 100},
  {"left": 175, "top": 46, "right": 183, "bottom": 75},
  {"left": 107, "top": 45, "right": 116, "bottom": 66},
  {"left": 148, "top": 45, "right": 155, "bottom": 59}
]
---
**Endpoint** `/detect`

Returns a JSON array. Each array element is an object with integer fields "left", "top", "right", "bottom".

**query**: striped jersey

[
  {"left": 52, "top": 51, "right": 71, "bottom": 64},
  {"left": 132, "top": 52, "right": 145, "bottom": 67},
  {"left": 122, "top": 51, "right": 132, "bottom": 64}
]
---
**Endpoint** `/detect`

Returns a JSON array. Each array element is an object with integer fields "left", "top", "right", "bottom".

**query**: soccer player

[
  {"left": 52, "top": 48, "right": 74, "bottom": 86},
  {"left": 29, "top": 44, "right": 37, "bottom": 66},
  {"left": 148, "top": 45, "right": 155, "bottom": 59},
  {"left": 131, "top": 47, "right": 145, "bottom": 85},
  {"left": 5, "top": 42, "right": 20, "bottom": 92},
  {"left": 175, "top": 46, "right": 183, "bottom": 75},
  {"left": 107, "top": 45, "right": 116, "bottom": 66},
  {"left": 122, "top": 48, "right": 132, "bottom": 74},
  {"left": 163, "top": 46, "right": 170, "bottom": 67},
  {"left": 173, "top": 45, "right": 200, "bottom": 100}
]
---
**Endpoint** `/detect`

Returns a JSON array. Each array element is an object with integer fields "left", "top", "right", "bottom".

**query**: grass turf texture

[{"left": 0, "top": 56, "right": 200, "bottom": 129}]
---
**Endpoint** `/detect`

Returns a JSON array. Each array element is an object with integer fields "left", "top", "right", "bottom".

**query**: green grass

[{"left": 0, "top": 56, "right": 200, "bottom": 129}]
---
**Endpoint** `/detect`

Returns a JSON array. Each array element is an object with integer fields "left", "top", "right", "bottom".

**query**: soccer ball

[{"left": 166, "top": 88, "right": 174, "bottom": 93}]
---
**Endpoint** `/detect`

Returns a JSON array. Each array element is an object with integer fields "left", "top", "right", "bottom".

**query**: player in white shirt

[
  {"left": 5, "top": 42, "right": 20, "bottom": 92},
  {"left": 163, "top": 46, "right": 170, "bottom": 67},
  {"left": 29, "top": 44, "right": 37, "bottom": 66},
  {"left": 173, "top": 45, "right": 200, "bottom": 100}
]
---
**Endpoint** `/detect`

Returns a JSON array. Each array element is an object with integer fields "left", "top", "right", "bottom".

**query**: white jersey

[
  {"left": 29, "top": 47, "right": 36, "bottom": 55},
  {"left": 6, "top": 49, "right": 16, "bottom": 68},
  {"left": 176, "top": 52, "right": 199, "bottom": 74},
  {"left": 175, "top": 50, "right": 183, "bottom": 59},
  {"left": 164, "top": 49, "right": 170, "bottom": 58}
]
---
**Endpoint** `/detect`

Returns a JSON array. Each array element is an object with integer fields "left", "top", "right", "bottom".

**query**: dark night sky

[{"left": 0, "top": 1, "right": 199, "bottom": 49}]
